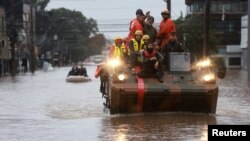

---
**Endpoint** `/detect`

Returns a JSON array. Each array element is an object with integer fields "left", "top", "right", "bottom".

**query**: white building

[
  {"left": 225, "top": 45, "right": 242, "bottom": 69},
  {"left": 241, "top": 15, "right": 248, "bottom": 70}
]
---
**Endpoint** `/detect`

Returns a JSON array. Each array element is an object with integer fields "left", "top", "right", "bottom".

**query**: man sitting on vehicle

[
  {"left": 141, "top": 34, "right": 150, "bottom": 49},
  {"left": 137, "top": 43, "right": 164, "bottom": 83},
  {"left": 129, "top": 30, "right": 144, "bottom": 69},
  {"left": 162, "top": 32, "right": 184, "bottom": 71}
]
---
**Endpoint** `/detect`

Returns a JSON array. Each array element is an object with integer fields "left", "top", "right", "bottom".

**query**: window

[
  {"left": 229, "top": 57, "right": 241, "bottom": 66},
  {"left": 191, "top": 2, "right": 204, "bottom": 12}
]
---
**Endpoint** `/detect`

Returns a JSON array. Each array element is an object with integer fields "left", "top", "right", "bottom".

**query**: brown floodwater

[{"left": 0, "top": 67, "right": 249, "bottom": 141}]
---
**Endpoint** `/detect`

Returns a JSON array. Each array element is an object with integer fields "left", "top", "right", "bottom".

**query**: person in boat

[
  {"left": 79, "top": 64, "right": 88, "bottom": 77},
  {"left": 162, "top": 32, "right": 184, "bottom": 71},
  {"left": 157, "top": 8, "right": 176, "bottom": 52},
  {"left": 129, "top": 30, "right": 144, "bottom": 69},
  {"left": 108, "top": 36, "right": 130, "bottom": 64},
  {"left": 137, "top": 43, "right": 164, "bottom": 83},
  {"left": 67, "top": 64, "right": 79, "bottom": 77}
]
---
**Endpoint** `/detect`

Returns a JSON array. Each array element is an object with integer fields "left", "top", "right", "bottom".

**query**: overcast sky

[{"left": 46, "top": 0, "right": 186, "bottom": 38}]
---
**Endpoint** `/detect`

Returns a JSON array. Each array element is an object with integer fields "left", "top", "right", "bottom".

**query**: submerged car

[{"left": 99, "top": 52, "right": 225, "bottom": 114}]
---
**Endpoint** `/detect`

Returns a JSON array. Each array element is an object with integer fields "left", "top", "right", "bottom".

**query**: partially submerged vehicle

[{"left": 99, "top": 53, "right": 226, "bottom": 114}]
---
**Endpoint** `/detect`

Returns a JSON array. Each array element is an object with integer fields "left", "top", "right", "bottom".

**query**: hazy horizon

[{"left": 46, "top": 0, "right": 186, "bottom": 38}]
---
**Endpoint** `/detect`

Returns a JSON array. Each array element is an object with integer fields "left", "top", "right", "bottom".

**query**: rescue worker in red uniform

[
  {"left": 129, "top": 30, "right": 144, "bottom": 69},
  {"left": 137, "top": 43, "right": 164, "bottom": 83},
  {"left": 127, "top": 9, "right": 145, "bottom": 42},
  {"left": 157, "top": 8, "right": 176, "bottom": 51}
]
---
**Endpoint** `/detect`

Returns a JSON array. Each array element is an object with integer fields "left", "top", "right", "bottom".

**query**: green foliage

[
  {"left": 36, "top": 7, "right": 103, "bottom": 63},
  {"left": 88, "top": 34, "right": 106, "bottom": 55},
  {"left": 175, "top": 15, "right": 218, "bottom": 59}
]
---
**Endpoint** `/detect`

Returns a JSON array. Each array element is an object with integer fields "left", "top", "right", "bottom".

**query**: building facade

[
  {"left": 0, "top": 6, "right": 10, "bottom": 76},
  {"left": 241, "top": 15, "right": 248, "bottom": 70},
  {"left": 185, "top": 0, "right": 247, "bottom": 68},
  {"left": 0, "top": 0, "right": 36, "bottom": 75}
]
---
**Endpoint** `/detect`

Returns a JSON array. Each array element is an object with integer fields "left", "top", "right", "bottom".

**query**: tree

[
  {"left": 36, "top": 8, "right": 100, "bottom": 63},
  {"left": 88, "top": 34, "right": 106, "bottom": 55},
  {"left": 175, "top": 15, "right": 218, "bottom": 59}
]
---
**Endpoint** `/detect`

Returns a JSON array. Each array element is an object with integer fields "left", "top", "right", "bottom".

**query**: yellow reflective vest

[
  {"left": 109, "top": 44, "right": 127, "bottom": 58},
  {"left": 131, "top": 39, "right": 144, "bottom": 52}
]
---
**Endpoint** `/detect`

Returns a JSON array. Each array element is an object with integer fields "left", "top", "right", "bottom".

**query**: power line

[{"left": 98, "top": 30, "right": 128, "bottom": 33}]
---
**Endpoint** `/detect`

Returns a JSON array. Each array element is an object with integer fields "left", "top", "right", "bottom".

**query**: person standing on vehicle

[
  {"left": 137, "top": 43, "right": 164, "bottom": 83},
  {"left": 127, "top": 9, "right": 149, "bottom": 42},
  {"left": 144, "top": 15, "right": 157, "bottom": 43},
  {"left": 157, "top": 8, "right": 176, "bottom": 51}
]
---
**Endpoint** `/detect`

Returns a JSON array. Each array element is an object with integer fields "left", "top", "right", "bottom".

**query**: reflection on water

[
  {"left": 99, "top": 113, "right": 216, "bottom": 141},
  {"left": 216, "top": 69, "right": 250, "bottom": 123},
  {"left": 0, "top": 68, "right": 250, "bottom": 141}
]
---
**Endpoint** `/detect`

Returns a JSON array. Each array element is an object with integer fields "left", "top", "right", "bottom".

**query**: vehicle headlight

[
  {"left": 112, "top": 73, "right": 126, "bottom": 83},
  {"left": 108, "top": 59, "right": 121, "bottom": 68},
  {"left": 196, "top": 59, "right": 211, "bottom": 68},
  {"left": 118, "top": 74, "right": 125, "bottom": 81},
  {"left": 203, "top": 73, "right": 215, "bottom": 83}
]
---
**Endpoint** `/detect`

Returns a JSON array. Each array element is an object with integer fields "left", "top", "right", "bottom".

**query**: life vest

[
  {"left": 123, "top": 43, "right": 130, "bottom": 56},
  {"left": 110, "top": 44, "right": 127, "bottom": 58},
  {"left": 143, "top": 50, "right": 157, "bottom": 59},
  {"left": 131, "top": 39, "right": 144, "bottom": 52}
]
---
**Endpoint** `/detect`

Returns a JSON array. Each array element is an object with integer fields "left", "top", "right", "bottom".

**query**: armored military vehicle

[{"left": 99, "top": 52, "right": 225, "bottom": 114}]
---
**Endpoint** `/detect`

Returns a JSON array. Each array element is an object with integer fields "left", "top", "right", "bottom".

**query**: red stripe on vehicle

[{"left": 135, "top": 66, "right": 145, "bottom": 112}]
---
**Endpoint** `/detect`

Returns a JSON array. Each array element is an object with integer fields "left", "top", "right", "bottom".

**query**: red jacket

[
  {"left": 127, "top": 18, "right": 143, "bottom": 41},
  {"left": 157, "top": 18, "right": 176, "bottom": 48}
]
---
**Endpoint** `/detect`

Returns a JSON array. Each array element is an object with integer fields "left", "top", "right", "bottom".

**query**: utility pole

[
  {"left": 30, "top": 5, "right": 36, "bottom": 73},
  {"left": 167, "top": 0, "right": 171, "bottom": 17},
  {"left": 10, "top": 0, "right": 17, "bottom": 76},
  {"left": 248, "top": 0, "right": 250, "bottom": 81},
  {"left": 163, "top": 0, "right": 171, "bottom": 17},
  {"left": 204, "top": 0, "right": 211, "bottom": 58}
]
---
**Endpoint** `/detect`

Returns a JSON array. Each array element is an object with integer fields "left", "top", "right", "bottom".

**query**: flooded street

[{"left": 0, "top": 66, "right": 250, "bottom": 141}]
